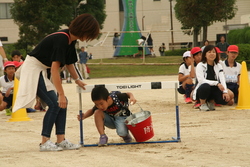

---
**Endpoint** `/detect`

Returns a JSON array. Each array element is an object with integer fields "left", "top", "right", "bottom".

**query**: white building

[{"left": 0, "top": 0, "right": 250, "bottom": 58}]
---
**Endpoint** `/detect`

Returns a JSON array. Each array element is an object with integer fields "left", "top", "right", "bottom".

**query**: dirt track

[{"left": 0, "top": 75, "right": 249, "bottom": 167}]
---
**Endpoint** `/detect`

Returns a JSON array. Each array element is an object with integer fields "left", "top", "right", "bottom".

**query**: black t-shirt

[
  {"left": 29, "top": 29, "right": 77, "bottom": 67},
  {"left": 92, "top": 93, "right": 129, "bottom": 115},
  {"left": 206, "top": 64, "right": 217, "bottom": 81}
]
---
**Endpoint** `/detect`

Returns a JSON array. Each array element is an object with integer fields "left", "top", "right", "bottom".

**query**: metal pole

[
  {"left": 78, "top": 87, "right": 84, "bottom": 146},
  {"left": 173, "top": 83, "right": 181, "bottom": 141},
  {"left": 142, "top": 16, "right": 145, "bottom": 31},
  {"left": 169, "top": 0, "right": 174, "bottom": 50}
]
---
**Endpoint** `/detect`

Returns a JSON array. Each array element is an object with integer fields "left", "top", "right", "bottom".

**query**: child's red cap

[
  {"left": 191, "top": 47, "right": 202, "bottom": 55},
  {"left": 4, "top": 61, "right": 16, "bottom": 69},
  {"left": 215, "top": 47, "right": 223, "bottom": 53},
  {"left": 13, "top": 61, "right": 23, "bottom": 68},
  {"left": 227, "top": 45, "right": 239, "bottom": 53}
]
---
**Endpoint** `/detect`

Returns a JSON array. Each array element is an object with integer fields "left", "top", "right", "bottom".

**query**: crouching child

[{"left": 78, "top": 86, "right": 137, "bottom": 146}]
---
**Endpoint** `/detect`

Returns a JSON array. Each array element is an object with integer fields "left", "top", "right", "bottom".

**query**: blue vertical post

[
  {"left": 78, "top": 88, "right": 84, "bottom": 146},
  {"left": 173, "top": 83, "right": 181, "bottom": 141}
]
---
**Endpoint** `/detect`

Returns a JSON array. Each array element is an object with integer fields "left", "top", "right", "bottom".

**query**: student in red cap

[
  {"left": 221, "top": 45, "right": 241, "bottom": 103},
  {"left": 0, "top": 61, "right": 16, "bottom": 116},
  {"left": 191, "top": 47, "right": 202, "bottom": 67},
  {"left": 190, "top": 47, "right": 202, "bottom": 108}
]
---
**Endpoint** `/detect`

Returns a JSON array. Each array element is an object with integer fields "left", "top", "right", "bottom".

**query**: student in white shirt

[
  {"left": 177, "top": 51, "right": 195, "bottom": 104},
  {"left": 221, "top": 45, "right": 241, "bottom": 103}
]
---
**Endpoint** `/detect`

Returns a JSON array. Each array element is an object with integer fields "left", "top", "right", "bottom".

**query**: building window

[{"left": 0, "top": 3, "right": 12, "bottom": 19}]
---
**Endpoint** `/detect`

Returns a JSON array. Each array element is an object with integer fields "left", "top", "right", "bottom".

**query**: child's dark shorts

[{"left": 3, "top": 93, "right": 13, "bottom": 108}]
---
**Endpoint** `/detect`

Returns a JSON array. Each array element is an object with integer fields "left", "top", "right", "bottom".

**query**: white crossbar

[{"left": 76, "top": 81, "right": 178, "bottom": 93}]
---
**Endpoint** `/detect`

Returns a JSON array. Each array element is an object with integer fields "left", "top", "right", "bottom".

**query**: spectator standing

[
  {"left": 216, "top": 36, "right": 229, "bottom": 61},
  {"left": 147, "top": 34, "right": 156, "bottom": 56},
  {"left": 113, "top": 33, "right": 119, "bottom": 49},
  {"left": 159, "top": 43, "right": 166, "bottom": 56},
  {"left": 79, "top": 46, "right": 90, "bottom": 79},
  {"left": 201, "top": 40, "right": 209, "bottom": 52}
]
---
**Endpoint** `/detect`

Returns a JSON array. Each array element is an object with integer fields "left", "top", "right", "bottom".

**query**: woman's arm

[{"left": 51, "top": 61, "right": 67, "bottom": 108}]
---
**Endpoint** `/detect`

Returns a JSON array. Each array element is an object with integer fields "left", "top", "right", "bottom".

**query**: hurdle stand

[{"left": 76, "top": 81, "right": 181, "bottom": 147}]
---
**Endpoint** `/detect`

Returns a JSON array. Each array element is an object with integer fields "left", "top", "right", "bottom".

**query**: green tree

[
  {"left": 11, "top": 0, "right": 106, "bottom": 54},
  {"left": 175, "top": 0, "right": 237, "bottom": 47}
]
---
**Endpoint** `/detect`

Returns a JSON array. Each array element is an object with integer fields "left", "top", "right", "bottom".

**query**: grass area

[
  {"left": 88, "top": 65, "right": 179, "bottom": 78},
  {"left": 87, "top": 56, "right": 182, "bottom": 78},
  {"left": 88, "top": 56, "right": 182, "bottom": 78},
  {"left": 88, "top": 56, "right": 182, "bottom": 64}
]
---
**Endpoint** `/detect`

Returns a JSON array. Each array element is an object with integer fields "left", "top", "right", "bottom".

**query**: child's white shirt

[{"left": 0, "top": 75, "right": 14, "bottom": 94}]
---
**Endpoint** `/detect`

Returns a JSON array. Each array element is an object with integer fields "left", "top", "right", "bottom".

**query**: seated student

[
  {"left": 78, "top": 86, "right": 137, "bottom": 146},
  {"left": 0, "top": 61, "right": 16, "bottom": 116},
  {"left": 177, "top": 51, "right": 195, "bottom": 104},
  {"left": 190, "top": 47, "right": 202, "bottom": 108},
  {"left": 192, "top": 45, "right": 234, "bottom": 111},
  {"left": 11, "top": 50, "right": 24, "bottom": 62},
  {"left": 221, "top": 45, "right": 241, "bottom": 103}
]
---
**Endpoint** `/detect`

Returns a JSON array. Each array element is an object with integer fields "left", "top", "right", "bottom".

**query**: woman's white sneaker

[
  {"left": 56, "top": 139, "right": 81, "bottom": 150},
  {"left": 199, "top": 103, "right": 210, "bottom": 111},
  {"left": 40, "top": 140, "right": 63, "bottom": 152}
]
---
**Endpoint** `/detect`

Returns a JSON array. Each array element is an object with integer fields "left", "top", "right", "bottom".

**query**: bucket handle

[{"left": 130, "top": 102, "right": 144, "bottom": 112}]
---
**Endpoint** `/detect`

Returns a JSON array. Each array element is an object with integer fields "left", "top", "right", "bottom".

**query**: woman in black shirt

[{"left": 13, "top": 14, "right": 100, "bottom": 151}]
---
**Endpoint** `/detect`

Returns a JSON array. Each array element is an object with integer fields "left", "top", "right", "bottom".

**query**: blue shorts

[{"left": 104, "top": 112, "right": 129, "bottom": 137}]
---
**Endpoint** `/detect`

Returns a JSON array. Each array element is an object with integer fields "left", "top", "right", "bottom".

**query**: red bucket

[{"left": 125, "top": 110, "right": 154, "bottom": 142}]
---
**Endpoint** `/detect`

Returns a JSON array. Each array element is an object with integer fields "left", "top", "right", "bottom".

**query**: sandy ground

[{"left": 0, "top": 75, "right": 250, "bottom": 167}]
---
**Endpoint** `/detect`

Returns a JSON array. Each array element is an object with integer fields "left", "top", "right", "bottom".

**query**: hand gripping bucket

[{"left": 125, "top": 109, "right": 154, "bottom": 142}]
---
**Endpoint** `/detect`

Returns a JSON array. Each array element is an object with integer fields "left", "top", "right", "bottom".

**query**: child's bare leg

[
  {"left": 0, "top": 101, "right": 7, "bottom": 111},
  {"left": 227, "top": 89, "right": 234, "bottom": 105},
  {"left": 0, "top": 93, "right": 3, "bottom": 106},
  {"left": 94, "top": 110, "right": 105, "bottom": 135}
]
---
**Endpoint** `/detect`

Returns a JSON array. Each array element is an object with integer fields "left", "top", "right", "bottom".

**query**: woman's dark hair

[
  {"left": 69, "top": 13, "right": 100, "bottom": 42},
  {"left": 201, "top": 45, "right": 219, "bottom": 64},
  {"left": 114, "top": 32, "right": 118, "bottom": 37},
  {"left": 91, "top": 86, "right": 109, "bottom": 101}
]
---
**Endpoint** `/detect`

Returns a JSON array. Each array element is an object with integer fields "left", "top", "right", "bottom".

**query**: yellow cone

[
  {"left": 8, "top": 77, "right": 32, "bottom": 122},
  {"left": 235, "top": 61, "right": 250, "bottom": 110}
]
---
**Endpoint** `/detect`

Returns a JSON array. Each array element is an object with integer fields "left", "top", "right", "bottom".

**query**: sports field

[{"left": 0, "top": 75, "right": 249, "bottom": 167}]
